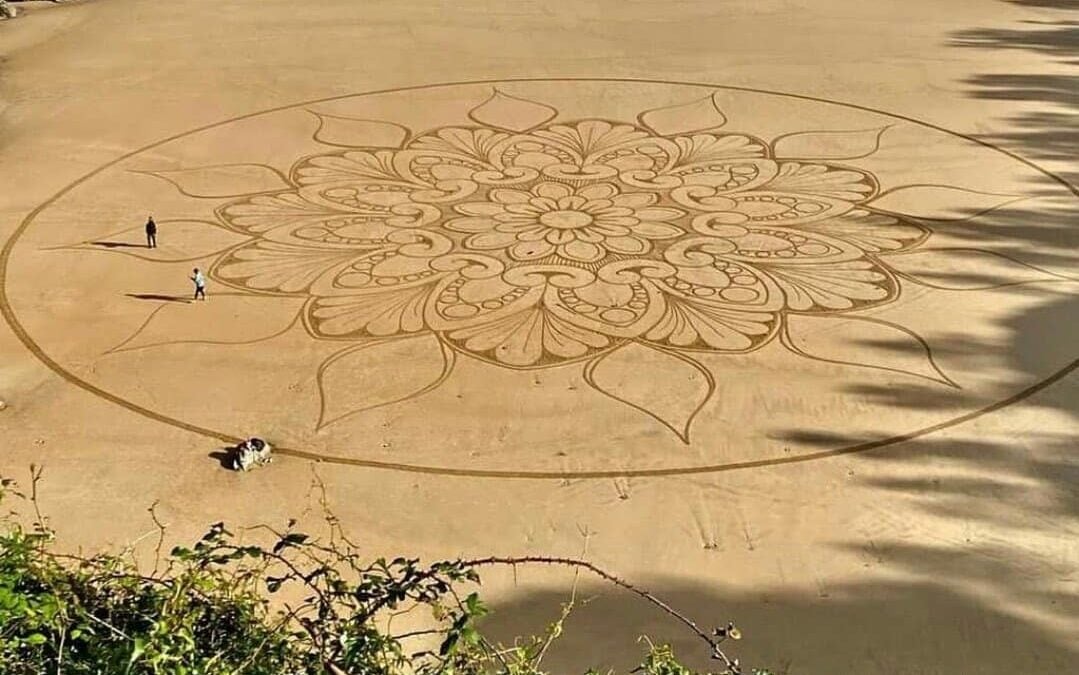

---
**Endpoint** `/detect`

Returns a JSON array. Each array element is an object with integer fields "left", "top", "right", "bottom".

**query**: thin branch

[{"left": 461, "top": 555, "right": 737, "bottom": 670}]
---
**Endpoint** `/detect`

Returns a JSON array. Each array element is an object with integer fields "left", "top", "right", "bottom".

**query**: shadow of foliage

[{"left": 483, "top": 576, "right": 1077, "bottom": 674}]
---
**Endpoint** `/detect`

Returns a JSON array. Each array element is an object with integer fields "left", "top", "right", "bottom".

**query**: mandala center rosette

[
  {"left": 211, "top": 117, "right": 927, "bottom": 370},
  {"left": 446, "top": 181, "right": 686, "bottom": 264}
]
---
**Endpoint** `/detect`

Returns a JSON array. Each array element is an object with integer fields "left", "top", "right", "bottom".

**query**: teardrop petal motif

[
  {"left": 584, "top": 343, "right": 715, "bottom": 443},
  {"left": 316, "top": 334, "right": 454, "bottom": 429},
  {"left": 468, "top": 90, "right": 558, "bottom": 132},
  {"left": 141, "top": 164, "right": 291, "bottom": 198},
  {"left": 310, "top": 111, "right": 410, "bottom": 148},
  {"left": 638, "top": 93, "right": 727, "bottom": 136},
  {"left": 782, "top": 314, "right": 957, "bottom": 387},
  {"left": 882, "top": 248, "right": 1076, "bottom": 290},
  {"left": 867, "top": 185, "right": 1023, "bottom": 221},
  {"left": 772, "top": 127, "right": 891, "bottom": 160}
]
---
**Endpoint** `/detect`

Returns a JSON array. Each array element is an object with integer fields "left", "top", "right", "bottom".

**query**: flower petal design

[
  {"left": 533, "top": 121, "right": 650, "bottom": 160},
  {"left": 78, "top": 220, "right": 249, "bottom": 262},
  {"left": 108, "top": 294, "right": 305, "bottom": 354},
  {"left": 643, "top": 298, "right": 778, "bottom": 351},
  {"left": 217, "top": 192, "right": 353, "bottom": 234},
  {"left": 882, "top": 248, "right": 1075, "bottom": 290},
  {"left": 672, "top": 134, "right": 766, "bottom": 165},
  {"left": 762, "top": 260, "right": 897, "bottom": 311},
  {"left": 584, "top": 343, "right": 715, "bottom": 442},
  {"left": 772, "top": 127, "right": 890, "bottom": 160},
  {"left": 316, "top": 334, "right": 454, "bottom": 429},
  {"left": 307, "top": 283, "right": 437, "bottom": 337},
  {"left": 444, "top": 307, "right": 614, "bottom": 367},
  {"left": 309, "top": 111, "right": 409, "bottom": 148},
  {"left": 468, "top": 89, "right": 558, "bottom": 132},
  {"left": 292, "top": 150, "right": 416, "bottom": 188},
  {"left": 800, "top": 209, "right": 928, "bottom": 253},
  {"left": 213, "top": 241, "right": 361, "bottom": 294},
  {"left": 867, "top": 185, "right": 1023, "bottom": 220},
  {"left": 758, "top": 162, "right": 877, "bottom": 201},
  {"left": 782, "top": 314, "right": 957, "bottom": 387},
  {"left": 638, "top": 93, "right": 727, "bottom": 135},
  {"left": 141, "top": 164, "right": 290, "bottom": 198}
]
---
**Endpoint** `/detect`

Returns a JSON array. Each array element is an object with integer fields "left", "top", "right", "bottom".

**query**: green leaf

[{"left": 127, "top": 637, "right": 147, "bottom": 669}]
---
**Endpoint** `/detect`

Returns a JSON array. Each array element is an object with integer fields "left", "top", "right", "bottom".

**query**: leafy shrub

[{"left": 0, "top": 469, "right": 767, "bottom": 674}]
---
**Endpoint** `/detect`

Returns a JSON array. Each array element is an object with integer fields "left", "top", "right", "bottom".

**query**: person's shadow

[
  {"left": 91, "top": 241, "right": 146, "bottom": 249},
  {"left": 126, "top": 293, "right": 191, "bottom": 303}
]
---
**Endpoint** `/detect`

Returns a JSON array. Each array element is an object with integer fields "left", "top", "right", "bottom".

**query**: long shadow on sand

[
  {"left": 125, "top": 293, "right": 190, "bottom": 303},
  {"left": 483, "top": 573, "right": 1077, "bottom": 674}
]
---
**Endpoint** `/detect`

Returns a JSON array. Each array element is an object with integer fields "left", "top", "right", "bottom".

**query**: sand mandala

[{"left": 3, "top": 79, "right": 1076, "bottom": 477}]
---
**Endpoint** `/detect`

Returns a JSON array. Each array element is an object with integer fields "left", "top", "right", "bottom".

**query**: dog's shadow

[{"left": 208, "top": 449, "right": 234, "bottom": 469}]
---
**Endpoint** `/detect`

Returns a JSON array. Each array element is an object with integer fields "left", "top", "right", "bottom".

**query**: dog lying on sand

[{"left": 228, "top": 438, "right": 272, "bottom": 471}]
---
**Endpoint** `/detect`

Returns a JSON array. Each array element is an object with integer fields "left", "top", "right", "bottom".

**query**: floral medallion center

[
  {"left": 538, "top": 210, "right": 594, "bottom": 230},
  {"left": 446, "top": 180, "right": 686, "bottom": 264}
]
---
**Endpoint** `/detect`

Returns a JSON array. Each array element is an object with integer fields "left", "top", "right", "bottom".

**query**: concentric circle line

[{"left": 2, "top": 77, "right": 1076, "bottom": 479}]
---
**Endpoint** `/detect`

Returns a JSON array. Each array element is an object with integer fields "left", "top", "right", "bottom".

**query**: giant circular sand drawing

[{"left": 3, "top": 79, "right": 1077, "bottom": 477}]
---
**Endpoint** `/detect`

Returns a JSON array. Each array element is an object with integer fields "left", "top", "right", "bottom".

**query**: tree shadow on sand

[
  {"left": 951, "top": 3, "right": 1079, "bottom": 186},
  {"left": 482, "top": 574, "right": 1077, "bottom": 674}
]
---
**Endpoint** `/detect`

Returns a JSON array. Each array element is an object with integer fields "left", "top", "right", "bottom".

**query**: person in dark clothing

[{"left": 145, "top": 216, "right": 157, "bottom": 248}]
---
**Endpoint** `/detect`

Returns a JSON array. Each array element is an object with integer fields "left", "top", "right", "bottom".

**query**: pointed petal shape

[
  {"left": 468, "top": 90, "right": 558, "bottom": 132},
  {"left": 760, "top": 163, "right": 876, "bottom": 201},
  {"left": 309, "top": 111, "right": 409, "bottom": 148},
  {"left": 783, "top": 314, "right": 957, "bottom": 387},
  {"left": 883, "top": 248, "right": 1075, "bottom": 290},
  {"left": 584, "top": 343, "right": 714, "bottom": 443},
  {"left": 141, "top": 164, "right": 291, "bottom": 198},
  {"left": 772, "top": 127, "right": 890, "bottom": 160},
  {"left": 801, "top": 209, "right": 928, "bottom": 253},
  {"left": 638, "top": 93, "right": 727, "bottom": 136},
  {"left": 77, "top": 220, "right": 249, "bottom": 262},
  {"left": 213, "top": 241, "right": 357, "bottom": 293},
  {"left": 108, "top": 294, "right": 304, "bottom": 353},
  {"left": 765, "top": 261, "right": 895, "bottom": 311},
  {"left": 867, "top": 185, "right": 1023, "bottom": 221},
  {"left": 316, "top": 334, "right": 454, "bottom": 428},
  {"left": 308, "top": 284, "right": 435, "bottom": 338},
  {"left": 217, "top": 192, "right": 344, "bottom": 234}
]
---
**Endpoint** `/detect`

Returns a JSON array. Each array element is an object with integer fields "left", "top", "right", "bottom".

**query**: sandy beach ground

[{"left": 1, "top": 1, "right": 1076, "bottom": 672}]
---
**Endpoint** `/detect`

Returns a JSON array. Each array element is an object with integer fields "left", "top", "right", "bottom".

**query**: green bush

[{"left": 0, "top": 470, "right": 766, "bottom": 675}]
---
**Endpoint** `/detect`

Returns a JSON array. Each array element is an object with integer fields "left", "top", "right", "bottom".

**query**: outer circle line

[{"left": 2, "top": 77, "right": 1076, "bottom": 480}]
